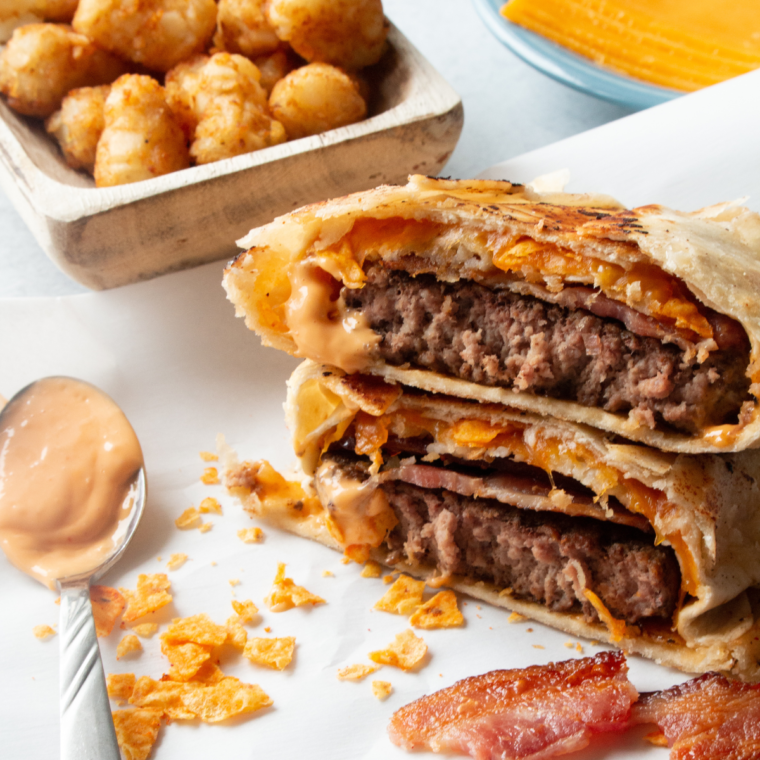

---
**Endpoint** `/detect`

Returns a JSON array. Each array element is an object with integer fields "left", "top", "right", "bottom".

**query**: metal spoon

[{"left": 0, "top": 378, "right": 147, "bottom": 760}]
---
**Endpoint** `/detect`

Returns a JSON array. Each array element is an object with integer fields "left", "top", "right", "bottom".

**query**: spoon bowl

[{"left": 0, "top": 377, "right": 147, "bottom": 760}]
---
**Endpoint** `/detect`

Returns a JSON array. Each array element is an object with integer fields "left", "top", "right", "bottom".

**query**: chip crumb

[
  {"left": 361, "top": 560, "right": 382, "bottom": 578},
  {"left": 527, "top": 628, "right": 534, "bottom": 632},
  {"left": 243, "top": 637, "right": 296, "bottom": 670},
  {"left": 54, "top": 596, "right": 60, "bottom": 605},
  {"left": 532, "top": 645, "right": 545, "bottom": 650},
  {"left": 120, "top": 574, "right": 172, "bottom": 622},
  {"left": 33, "top": 624, "right": 56, "bottom": 640},
  {"left": 117, "top": 635, "right": 143, "bottom": 659},
  {"left": 91, "top": 585, "right": 126, "bottom": 637},
  {"left": 175, "top": 507, "right": 202, "bottom": 530},
  {"left": 229, "top": 579, "right": 240, "bottom": 587},
  {"left": 199, "top": 522, "right": 213, "bottom": 533},
  {"left": 166, "top": 553, "right": 188, "bottom": 571},
  {"left": 108, "top": 673, "right": 137, "bottom": 702},
  {"left": 322, "top": 570, "right": 334, "bottom": 577},
  {"left": 374, "top": 575, "right": 425, "bottom": 615},
  {"left": 382, "top": 575, "right": 395, "bottom": 585},
  {"left": 369, "top": 629, "right": 427, "bottom": 671},
  {"left": 372, "top": 681, "right": 392, "bottom": 700},
  {"left": 590, "top": 640, "right": 600, "bottom": 646},
  {"left": 232, "top": 599, "right": 259, "bottom": 624},
  {"left": 237, "top": 527, "right": 264, "bottom": 544},
  {"left": 199, "top": 497, "right": 222, "bottom": 514},
  {"left": 340, "top": 556, "right": 351, "bottom": 565},
  {"left": 264, "top": 563, "right": 325, "bottom": 612},
  {"left": 163, "top": 613, "right": 228, "bottom": 647},
  {"left": 211, "top": 561, "right": 217, "bottom": 566},
  {"left": 564, "top": 641, "right": 575, "bottom": 648},
  {"left": 507, "top": 612, "right": 527, "bottom": 623},
  {"left": 131, "top": 623, "right": 158, "bottom": 638},
  {"left": 264, "top": 626, "right": 272, "bottom": 633},
  {"left": 576, "top": 643, "right": 584, "bottom": 653},
  {"left": 200, "top": 451, "right": 218, "bottom": 462},
  {"left": 113, "top": 708, "right": 162, "bottom": 760},
  {"left": 201, "top": 467, "right": 220, "bottom": 485},
  {"left": 337, "top": 664, "right": 379, "bottom": 681},
  {"left": 409, "top": 590, "right": 464, "bottom": 629}
]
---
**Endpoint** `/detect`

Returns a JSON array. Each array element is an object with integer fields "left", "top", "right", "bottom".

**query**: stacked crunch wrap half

[{"left": 223, "top": 175, "right": 760, "bottom": 680}]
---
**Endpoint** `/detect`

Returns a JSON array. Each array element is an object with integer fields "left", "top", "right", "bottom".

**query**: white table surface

[{"left": 0, "top": 0, "right": 633, "bottom": 298}]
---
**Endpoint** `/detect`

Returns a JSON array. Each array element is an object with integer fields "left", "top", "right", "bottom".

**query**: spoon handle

[{"left": 59, "top": 581, "right": 121, "bottom": 760}]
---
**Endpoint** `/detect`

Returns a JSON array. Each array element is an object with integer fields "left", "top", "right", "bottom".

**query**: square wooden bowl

[{"left": 0, "top": 23, "right": 463, "bottom": 290}]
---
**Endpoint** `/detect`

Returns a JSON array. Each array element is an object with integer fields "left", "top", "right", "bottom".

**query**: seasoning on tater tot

[
  {"left": 73, "top": 0, "right": 217, "bottom": 73},
  {"left": 46, "top": 84, "right": 110, "bottom": 173},
  {"left": 213, "top": 0, "right": 281, "bottom": 59},
  {"left": 269, "top": 62, "right": 366, "bottom": 139},
  {"left": 166, "top": 52, "right": 286, "bottom": 165},
  {"left": 94, "top": 74, "right": 189, "bottom": 187},
  {"left": 0, "top": 23, "right": 128, "bottom": 117},
  {"left": 267, "top": 0, "right": 388, "bottom": 70}
]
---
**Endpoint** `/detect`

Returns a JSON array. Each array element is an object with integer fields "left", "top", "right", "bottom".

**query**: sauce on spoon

[{"left": 0, "top": 377, "right": 144, "bottom": 589}]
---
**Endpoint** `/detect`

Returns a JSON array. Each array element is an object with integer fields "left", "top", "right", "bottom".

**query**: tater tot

[
  {"left": 45, "top": 84, "right": 109, "bottom": 172},
  {"left": 253, "top": 47, "right": 300, "bottom": 96},
  {"left": 0, "top": 0, "right": 78, "bottom": 41},
  {"left": 73, "top": 0, "right": 217, "bottom": 73},
  {"left": 269, "top": 62, "right": 366, "bottom": 139},
  {"left": 0, "top": 23, "right": 128, "bottom": 117},
  {"left": 94, "top": 74, "right": 189, "bottom": 187},
  {"left": 213, "top": 0, "right": 280, "bottom": 59},
  {"left": 267, "top": 0, "right": 388, "bottom": 70},
  {"left": 166, "top": 52, "right": 285, "bottom": 164}
]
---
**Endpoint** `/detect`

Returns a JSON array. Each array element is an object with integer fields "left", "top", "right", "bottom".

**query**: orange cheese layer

[
  {"left": 352, "top": 412, "right": 698, "bottom": 596},
  {"left": 492, "top": 237, "right": 713, "bottom": 340},
  {"left": 501, "top": 0, "right": 760, "bottom": 92}
]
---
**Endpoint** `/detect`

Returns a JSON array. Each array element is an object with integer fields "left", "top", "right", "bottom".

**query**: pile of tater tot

[{"left": 0, "top": 0, "right": 387, "bottom": 187}]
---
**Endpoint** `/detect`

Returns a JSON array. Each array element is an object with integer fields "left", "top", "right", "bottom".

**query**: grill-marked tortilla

[{"left": 223, "top": 175, "right": 760, "bottom": 453}]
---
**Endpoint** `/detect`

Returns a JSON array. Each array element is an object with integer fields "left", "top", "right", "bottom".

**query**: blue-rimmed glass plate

[{"left": 473, "top": 0, "right": 682, "bottom": 110}]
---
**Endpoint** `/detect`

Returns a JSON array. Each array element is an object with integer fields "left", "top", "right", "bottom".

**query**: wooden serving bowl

[{"left": 0, "top": 23, "right": 463, "bottom": 290}]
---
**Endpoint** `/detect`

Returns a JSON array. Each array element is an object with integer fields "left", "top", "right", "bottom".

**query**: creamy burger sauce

[{"left": 0, "top": 377, "right": 143, "bottom": 589}]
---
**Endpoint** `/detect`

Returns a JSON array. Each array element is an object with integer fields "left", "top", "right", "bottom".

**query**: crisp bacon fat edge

[{"left": 388, "top": 653, "right": 760, "bottom": 760}]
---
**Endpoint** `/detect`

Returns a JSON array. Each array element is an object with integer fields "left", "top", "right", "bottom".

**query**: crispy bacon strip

[
  {"left": 633, "top": 673, "right": 760, "bottom": 759},
  {"left": 388, "top": 651, "right": 637, "bottom": 760}
]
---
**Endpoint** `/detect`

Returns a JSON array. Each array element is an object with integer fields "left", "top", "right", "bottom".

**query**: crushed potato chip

[
  {"left": 199, "top": 496, "right": 222, "bottom": 514},
  {"left": 337, "top": 664, "right": 379, "bottom": 681},
  {"left": 344, "top": 544, "right": 371, "bottom": 563},
  {"left": 121, "top": 575, "right": 172, "bottom": 622},
  {"left": 200, "top": 451, "right": 218, "bottom": 462},
  {"left": 508, "top": 611, "right": 527, "bottom": 623},
  {"left": 264, "top": 563, "right": 325, "bottom": 612},
  {"left": 225, "top": 616, "right": 248, "bottom": 649},
  {"left": 91, "top": 585, "right": 126, "bottom": 637},
  {"left": 383, "top": 575, "right": 395, "bottom": 584},
  {"left": 237, "top": 527, "right": 264, "bottom": 543},
  {"left": 243, "top": 637, "right": 295, "bottom": 670},
  {"left": 374, "top": 575, "right": 425, "bottom": 615},
  {"left": 130, "top": 677, "right": 198, "bottom": 720},
  {"left": 113, "top": 708, "right": 162, "bottom": 760},
  {"left": 232, "top": 599, "right": 258, "bottom": 624},
  {"left": 175, "top": 507, "right": 202, "bottom": 530},
  {"left": 181, "top": 677, "right": 272, "bottom": 722},
  {"left": 131, "top": 623, "right": 158, "bottom": 638},
  {"left": 108, "top": 673, "right": 137, "bottom": 702},
  {"left": 163, "top": 614, "right": 228, "bottom": 647},
  {"left": 199, "top": 522, "right": 213, "bottom": 533},
  {"left": 201, "top": 467, "right": 220, "bottom": 485},
  {"left": 372, "top": 680, "right": 392, "bottom": 700},
  {"left": 161, "top": 639, "right": 213, "bottom": 681},
  {"left": 166, "top": 553, "right": 188, "bottom": 571},
  {"left": 117, "top": 634, "right": 143, "bottom": 659},
  {"left": 409, "top": 590, "right": 464, "bottom": 629},
  {"left": 361, "top": 561, "right": 382, "bottom": 578},
  {"left": 33, "top": 624, "right": 56, "bottom": 640},
  {"left": 322, "top": 570, "right": 334, "bottom": 577},
  {"left": 192, "top": 661, "right": 226, "bottom": 684},
  {"left": 229, "top": 578, "right": 240, "bottom": 587},
  {"left": 369, "top": 629, "right": 427, "bottom": 671}
]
